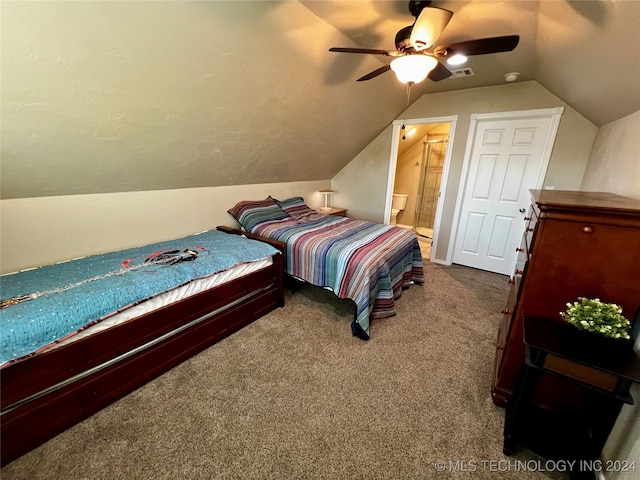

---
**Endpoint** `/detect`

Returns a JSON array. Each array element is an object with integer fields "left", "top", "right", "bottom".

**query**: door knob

[{"left": 519, "top": 208, "right": 526, "bottom": 213}]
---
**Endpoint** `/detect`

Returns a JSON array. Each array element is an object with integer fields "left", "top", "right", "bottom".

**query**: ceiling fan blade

[
  {"left": 435, "top": 35, "right": 520, "bottom": 57},
  {"left": 329, "top": 47, "right": 394, "bottom": 56},
  {"left": 427, "top": 61, "right": 452, "bottom": 82},
  {"left": 357, "top": 64, "right": 392, "bottom": 82},
  {"left": 409, "top": 7, "right": 454, "bottom": 51}
]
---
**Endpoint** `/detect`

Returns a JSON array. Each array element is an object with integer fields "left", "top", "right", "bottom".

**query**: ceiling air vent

[{"left": 450, "top": 68, "right": 475, "bottom": 78}]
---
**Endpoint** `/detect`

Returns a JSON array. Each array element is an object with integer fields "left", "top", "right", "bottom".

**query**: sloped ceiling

[{"left": 1, "top": 1, "right": 639, "bottom": 199}]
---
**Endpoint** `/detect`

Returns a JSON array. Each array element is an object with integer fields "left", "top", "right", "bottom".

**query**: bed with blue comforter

[
  {"left": 228, "top": 197, "right": 424, "bottom": 339},
  {"left": 1, "top": 228, "right": 284, "bottom": 465},
  {"left": 1, "top": 229, "right": 278, "bottom": 365}
]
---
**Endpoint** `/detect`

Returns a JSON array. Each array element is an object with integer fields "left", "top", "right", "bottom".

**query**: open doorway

[{"left": 386, "top": 116, "right": 457, "bottom": 263}]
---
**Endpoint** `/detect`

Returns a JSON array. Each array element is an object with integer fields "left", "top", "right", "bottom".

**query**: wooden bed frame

[
  {"left": 216, "top": 226, "right": 286, "bottom": 258},
  {"left": 217, "top": 225, "right": 356, "bottom": 311},
  {"left": 0, "top": 228, "right": 286, "bottom": 465}
]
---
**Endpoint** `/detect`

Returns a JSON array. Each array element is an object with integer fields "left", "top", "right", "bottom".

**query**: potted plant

[{"left": 560, "top": 297, "right": 632, "bottom": 354}]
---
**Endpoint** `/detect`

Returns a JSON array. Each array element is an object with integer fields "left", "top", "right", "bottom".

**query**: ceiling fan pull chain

[
  {"left": 405, "top": 81, "right": 413, "bottom": 108},
  {"left": 402, "top": 81, "right": 414, "bottom": 140}
]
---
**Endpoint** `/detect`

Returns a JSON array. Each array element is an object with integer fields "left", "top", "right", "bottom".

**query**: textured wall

[
  {"left": 3, "top": 1, "right": 638, "bottom": 202},
  {"left": 535, "top": 0, "right": 640, "bottom": 126},
  {"left": 581, "top": 110, "right": 640, "bottom": 201},
  {"left": 1, "top": 1, "right": 403, "bottom": 199}
]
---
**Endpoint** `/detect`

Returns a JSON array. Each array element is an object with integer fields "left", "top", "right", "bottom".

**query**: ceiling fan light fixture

[
  {"left": 446, "top": 53, "right": 468, "bottom": 66},
  {"left": 390, "top": 55, "right": 438, "bottom": 84}
]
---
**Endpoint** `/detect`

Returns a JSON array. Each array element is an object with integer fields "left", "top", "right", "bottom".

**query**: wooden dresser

[{"left": 491, "top": 190, "right": 640, "bottom": 407}]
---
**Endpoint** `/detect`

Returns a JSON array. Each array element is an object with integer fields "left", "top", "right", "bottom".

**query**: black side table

[{"left": 503, "top": 316, "right": 640, "bottom": 479}]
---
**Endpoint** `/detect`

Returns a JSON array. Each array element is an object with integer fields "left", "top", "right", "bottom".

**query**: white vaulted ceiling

[{"left": 1, "top": 1, "right": 639, "bottom": 199}]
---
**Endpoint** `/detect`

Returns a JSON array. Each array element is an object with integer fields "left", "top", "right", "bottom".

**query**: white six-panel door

[{"left": 452, "top": 109, "right": 562, "bottom": 275}]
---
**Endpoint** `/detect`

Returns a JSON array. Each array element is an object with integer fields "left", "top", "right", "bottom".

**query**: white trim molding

[{"left": 386, "top": 115, "right": 458, "bottom": 263}]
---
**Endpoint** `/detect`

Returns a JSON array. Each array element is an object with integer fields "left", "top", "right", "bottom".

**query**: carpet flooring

[{"left": 2, "top": 261, "right": 569, "bottom": 479}]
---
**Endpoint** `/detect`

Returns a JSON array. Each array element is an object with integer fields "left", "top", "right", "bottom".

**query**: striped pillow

[
  {"left": 228, "top": 199, "right": 289, "bottom": 232},
  {"left": 271, "top": 196, "right": 314, "bottom": 217}
]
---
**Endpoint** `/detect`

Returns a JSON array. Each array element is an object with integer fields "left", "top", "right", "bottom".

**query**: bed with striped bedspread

[{"left": 251, "top": 212, "right": 424, "bottom": 339}]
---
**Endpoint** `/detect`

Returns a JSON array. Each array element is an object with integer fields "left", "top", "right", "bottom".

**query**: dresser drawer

[
  {"left": 523, "top": 218, "right": 640, "bottom": 321},
  {"left": 524, "top": 203, "right": 538, "bottom": 257},
  {"left": 514, "top": 231, "right": 528, "bottom": 272}
]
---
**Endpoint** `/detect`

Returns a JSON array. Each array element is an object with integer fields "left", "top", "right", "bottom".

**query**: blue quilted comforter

[{"left": 0, "top": 230, "right": 278, "bottom": 364}]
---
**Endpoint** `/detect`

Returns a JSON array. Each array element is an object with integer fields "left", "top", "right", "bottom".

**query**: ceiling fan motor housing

[
  {"left": 395, "top": 26, "right": 415, "bottom": 52},
  {"left": 409, "top": 1, "right": 432, "bottom": 18}
]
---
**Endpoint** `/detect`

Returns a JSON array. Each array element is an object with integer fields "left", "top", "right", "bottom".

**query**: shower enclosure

[{"left": 414, "top": 135, "right": 448, "bottom": 240}]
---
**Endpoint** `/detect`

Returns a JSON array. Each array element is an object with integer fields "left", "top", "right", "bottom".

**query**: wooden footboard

[
  {"left": 0, "top": 253, "right": 284, "bottom": 466},
  {"left": 216, "top": 225, "right": 287, "bottom": 258}
]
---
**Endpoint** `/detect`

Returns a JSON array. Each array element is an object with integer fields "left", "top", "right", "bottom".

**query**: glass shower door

[{"left": 414, "top": 136, "right": 447, "bottom": 240}]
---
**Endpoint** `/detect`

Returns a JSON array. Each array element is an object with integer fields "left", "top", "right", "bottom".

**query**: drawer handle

[
  {"left": 496, "top": 344, "right": 504, "bottom": 351},
  {"left": 523, "top": 216, "right": 531, "bottom": 221},
  {"left": 502, "top": 308, "right": 513, "bottom": 315},
  {"left": 515, "top": 247, "right": 524, "bottom": 252},
  {"left": 515, "top": 269, "right": 524, "bottom": 275},
  {"left": 582, "top": 225, "right": 593, "bottom": 234},
  {"left": 507, "top": 278, "right": 515, "bottom": 285},
  {"left": 526, "top": 227, "right": 534, "bottom": 232}
]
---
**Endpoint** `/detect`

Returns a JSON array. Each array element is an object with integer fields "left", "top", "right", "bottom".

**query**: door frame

[
  {"left": 447, "top": 107, "right": 564, "bottom": 266},
  {"left": 386, "top": 115, "right": 458, "bottom": 263}
]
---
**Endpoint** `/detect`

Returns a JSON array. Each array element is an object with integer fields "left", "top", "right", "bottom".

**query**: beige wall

[
  {"left": 581, "top": 110, "right": 640, "bottom": 201},
  {"left": 393, "top": 139, "right": 424, "bottom": 226},
  {"left": 581, "top": 108, "right": 640, "bottom": 480},
  {"left": 0, "top": 1, "right": 401, "bottom": 200},
  {"left": 0, "top": 180, "right": 329, "bottom": 274},
  {"left": 331, "top": 124, "right": 395, "bottom": 222},
  {"left": 333, "top": 81, "right": 598, "bottom": 262}
]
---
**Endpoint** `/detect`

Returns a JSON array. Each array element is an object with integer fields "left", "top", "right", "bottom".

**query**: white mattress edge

[{"left": 51, "top": 256, "right": 273, "bottom": 349}]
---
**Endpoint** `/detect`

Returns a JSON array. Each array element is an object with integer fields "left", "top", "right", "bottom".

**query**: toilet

[{"left": 391, "top": 193, "right": 408, "bottom": 225}]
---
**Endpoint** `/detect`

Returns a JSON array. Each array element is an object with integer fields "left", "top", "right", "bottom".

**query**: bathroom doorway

[{"left": 390, "top": 122, "right": 451, "bottom": 260}]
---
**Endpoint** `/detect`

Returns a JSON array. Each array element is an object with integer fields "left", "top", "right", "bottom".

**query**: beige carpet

[{"left": 2, "top": 262, "right": 568, "bottom": 479}]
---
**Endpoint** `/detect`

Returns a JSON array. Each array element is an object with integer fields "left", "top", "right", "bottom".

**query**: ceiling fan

[{"left": 329, "top": 0, "right": 520, "bottom": 84}]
